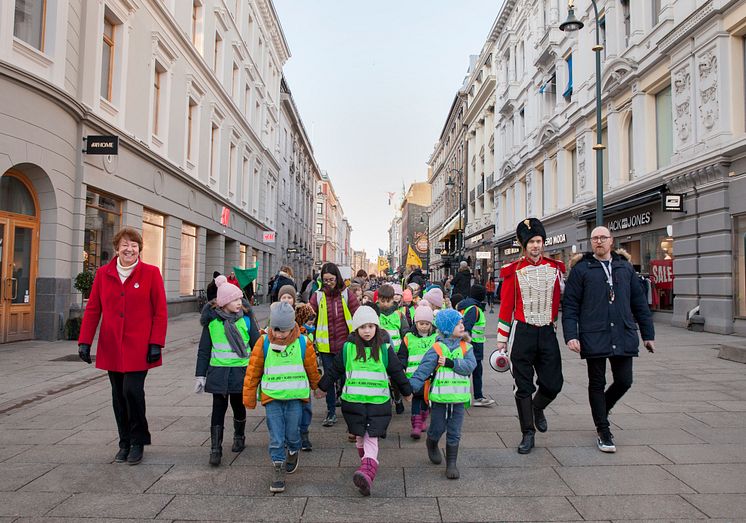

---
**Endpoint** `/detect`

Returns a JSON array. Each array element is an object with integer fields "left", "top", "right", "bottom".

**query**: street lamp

[
  {"left": 419, "top": 213, "right": 430, "bottom": 277},
  {"left": 446, "top": 168, "right": 464, "bottom": 264},
  {"left": 561, "top": 0, "right": 605, "bottom": 227}
]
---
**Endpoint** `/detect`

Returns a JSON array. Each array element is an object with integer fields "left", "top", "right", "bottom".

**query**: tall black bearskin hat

[{"left": 516, "top": 218, "right": 546, "bottom": 248}]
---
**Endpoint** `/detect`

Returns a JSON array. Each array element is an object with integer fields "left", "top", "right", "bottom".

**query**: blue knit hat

[{"left": 435, "top": 309, "right": 463, "bottom": 337}]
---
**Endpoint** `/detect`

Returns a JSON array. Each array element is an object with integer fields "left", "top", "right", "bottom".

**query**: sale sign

[{"left": 650, "top": 259, "right": 674, "bottom": 290}]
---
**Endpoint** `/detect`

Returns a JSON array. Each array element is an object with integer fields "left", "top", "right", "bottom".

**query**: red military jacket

[{"left": 497, "top": 256, "right": 565, "bottom": 343}]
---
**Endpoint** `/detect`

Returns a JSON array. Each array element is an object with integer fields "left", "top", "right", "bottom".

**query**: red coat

[{"left": 78, "top": 258, "right": 168, "bottom": 372}]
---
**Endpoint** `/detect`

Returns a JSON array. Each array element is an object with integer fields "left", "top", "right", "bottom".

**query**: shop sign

[
  {"left": 663, "top": 194, "right": 684, "bottom": 212},
  {"left": 503, "top": 247, "right": 521, "bottom": 256},
  {"left": 607, "top": 211, "right": 652, "bottom": 232},
  {"left": 262, "top": 231, "right": 276, "bottom": 243},
  {"left": 84, "top": 135, "right": 118, "bottom": 155},
  {"left": 470, "top": 234, "right": 484, "bottom": 245},
  {"left": 650, "top": 259, "right": 674, "bottom": 290},
  {"left": 544, "top": 233, "right": 567, "bottom": 246},
  {"left": 476, "top": 251, "right": 491, "bottom": 259}
]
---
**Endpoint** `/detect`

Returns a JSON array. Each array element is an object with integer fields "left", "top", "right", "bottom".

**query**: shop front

[
  {"left": 540, "top": 216, "right": 578, "bottom": 269},
  {"left": 495, "top": 237, "right": 522, "bottom": 267},
  {"left": 465, "top": 227, "right": 495, "bottom": 284}
]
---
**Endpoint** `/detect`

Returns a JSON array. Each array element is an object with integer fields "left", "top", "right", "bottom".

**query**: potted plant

[{"left": 74, "top": 270, "right": 95, "bottom": 300}]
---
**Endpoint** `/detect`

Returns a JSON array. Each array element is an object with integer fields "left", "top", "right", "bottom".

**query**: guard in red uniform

[{"left": 497, "top": 218, "right": 565, "bottom": 454}]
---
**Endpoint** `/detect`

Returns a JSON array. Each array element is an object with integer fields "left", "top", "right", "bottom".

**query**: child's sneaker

[
  {"left": 473, "top": 397, "right": 495, "bottom": 407},
  {"left": 321, "top": 414, "right": 337, "bottom": 427},
  {"left": 270, "top": 462, "right": 286, "bottom": 493}
]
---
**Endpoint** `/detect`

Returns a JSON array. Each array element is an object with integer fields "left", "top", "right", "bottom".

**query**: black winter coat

[
  {"left": 407, "top": 268, "right": 426, "bottom": 288},
  {"left": 196, "top": 300, "right": 261, "bottom": 394},
  {"left": 318, "top": 343, "right": 412, "bottom": 437},
  {"left": 270, "top": 273, "right": 296, "bottom": 302},
  {"left": 451, "top": 269, "right": 471, "bottom": 298},
  {"left": 562, "top": 251, "right": 654, "bottom": 359}
]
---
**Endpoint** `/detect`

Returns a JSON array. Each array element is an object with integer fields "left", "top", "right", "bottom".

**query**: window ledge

[
  {"left": 99, "top": 97, "right": 119, "bottom": 118},
  {"left": 13, "top": 38, "right": 53, "bottom": 67},
  {"left": 151, "top": 135, "right": 164, "bottom": 149}
]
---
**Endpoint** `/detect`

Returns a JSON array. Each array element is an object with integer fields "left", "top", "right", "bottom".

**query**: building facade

[
  {"left": 399, "top": 182, "right": 432, "bottom": 271},
  {"left": 315, "top": 172, "right": 350, "bottom": 268}
]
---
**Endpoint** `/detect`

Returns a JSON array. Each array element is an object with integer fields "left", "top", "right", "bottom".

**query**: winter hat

[
  {"left": 270, "top": 301, "right": 296, "bottom": 331},
  {"left": 215, "top": 275, "right": 243, "bottom": 307},
  {"left": 295, "top": 303, "right": 314, "bottom": 326},
  {"left": 351, "top": 305, "right": 380, "bottom": 331},
  {"left": 402, "top": 289, "right": 413, "bottom": 303},
  {"left": 408, "top": 282, "right": 420, "bottom": 295},
  {"left": 516, "top": 217, "right": 546, "bottom": 247},
  {"left": 278, "top": 285, "right": 297, "bottom": 303},
  {"left": 414, "top": 305, "right": 434, "bottom": 324},
  {"left": 459, "top": 261, "right": 468, "bottom": 270},
  {"left": 435, "top": 308, "right": 463, "bottom": 337},
  {"left": 423, "top": 287, "right": 444, "bottom": 309},
  {"left": 419, "top": 299, "right": 431, "bottom": 309},
  {"left": 362, "top": 290, "right": 375, "bottom": 302},
  {"left": 392, "top": 284, "right": 403, "bottom": 296},
  {"left": 213, "top": 271, "right": 221, "bottom": 279},
  {"left": 470, "top": 284, "right": 486, "bottom": 303}
]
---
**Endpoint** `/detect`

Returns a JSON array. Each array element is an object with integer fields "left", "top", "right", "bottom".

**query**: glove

[
  {"left": 194, "top": 376, "right": 206, "bottom": 394},
  {"left": 78, "top": 344, "right": 92, "bottom": 364},
  {"left": 146, "top": 344, "right": 162, "bottom": 364},
  {"left": 444, "top": 358, "right": 455, "bottom": 368}
]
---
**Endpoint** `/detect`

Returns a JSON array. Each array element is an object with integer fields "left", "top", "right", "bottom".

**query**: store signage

[
  {"left": 84, "top": 135, "right": 118, "bottom": 155},
  {"left": 286, "top": 248, "right": 298, "bottom": 254},
  {"left": 663, "top": 194, "right": 684, "bottom": 212},
  {"left": 476, "top": 251, "right": 491, "bottom": 259},
  {"left": 650, "top": 259, "right": 674, "bottom": 290},
  {"left": 262, "top": 231, "right": 276, "bottom": 243},
  {"left": 544, "top": 233, "right": 567, "bottom": 246},
  {"left": 503, "top": 247, "right": 521, "bottom": 256},
  {"left": 607, "top": 211, "right": 652, "bottom": 232}
]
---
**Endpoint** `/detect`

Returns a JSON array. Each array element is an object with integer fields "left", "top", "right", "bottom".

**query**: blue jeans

[
  {"left": 319, "top": 353, "right": 337, "bottom": 416},
  {"left": 427, "top": 402, "right": 465, "bottom": 446},
  {"left": 299, "top": 394, "right": 313, "bottom": 433},
  {"left": 411, "top": 397, "right": 428, "bottom": 415},
  {"left": 264, "top": 399, "right": 302, "bottom": 463},
  {"left": 472, "top": 344, "right": 484, "bottom": 399}
]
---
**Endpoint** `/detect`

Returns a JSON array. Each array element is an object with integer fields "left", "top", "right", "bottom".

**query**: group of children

[{"left": 196, "top": 275, "right": 488, "bottom": 496}]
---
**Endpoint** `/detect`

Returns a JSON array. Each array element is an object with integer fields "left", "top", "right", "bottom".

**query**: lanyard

[{"left": 599, "top": 259, "right": 614, "bottom": 303}]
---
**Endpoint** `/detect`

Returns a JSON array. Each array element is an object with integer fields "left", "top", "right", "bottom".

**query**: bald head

[
  {"left": 590, "top": 226, "right": 613, "bottom": 259},
  {"left": 591, "top": 226, "right": 611, "bottom": 238}
]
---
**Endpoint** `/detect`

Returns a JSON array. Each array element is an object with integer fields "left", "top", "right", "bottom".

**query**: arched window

[{"left": 0, "top": 173, "right": 36, "bottom": 216}]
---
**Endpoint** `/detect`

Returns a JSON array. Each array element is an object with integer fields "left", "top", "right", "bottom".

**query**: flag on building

[
  {"left": 378, "top": 248, "right": 384, "bottom": 256},
  {"left": 406, "top": 245, "right": 422, "bottom": 268},
  {"left": 220, "top": 206, "right": 230, "bottom": 227},
  {"left": 377, "top": 256, "right": 389, "bottom": 273}
]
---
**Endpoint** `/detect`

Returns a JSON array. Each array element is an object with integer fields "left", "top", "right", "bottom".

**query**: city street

[{"left": 1, "top": 307, "right": 745, "bottom": 522}]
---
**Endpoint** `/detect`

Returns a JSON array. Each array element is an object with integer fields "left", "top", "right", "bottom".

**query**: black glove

[
  {"left": 146, "top": 344, "right": 162, "bottom": 363},
  {"left": 444, "top": 358, "right": 455, "bottom": 369},
  {"left": 78, "top": 344, "right": 92, "bottom": 364}
]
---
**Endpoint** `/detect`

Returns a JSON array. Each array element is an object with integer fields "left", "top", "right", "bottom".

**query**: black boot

[
  {"left": 232, "top": 418, "right": 246, "bottom": 452},
  {"left": 533, "top": 392, "right": 552, "bottom": 433},
  {"left": 209, "top": 425, "right": 224, "bottom": 466},
  {"left": 300, "top": 431, "right": 313, "bottom": 452},
  {"left": 426, "top": 438, "right": 442, "bottom": 464},
  {"left": 516, "top": 397, "right": 535, "bottom": 454},
  {"left": 445, "top": 444, "right": 460, "bottom": 479}
]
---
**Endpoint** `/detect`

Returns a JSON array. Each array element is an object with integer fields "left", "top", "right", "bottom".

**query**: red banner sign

[{"left": 650, "top": 259, "right": 674, "bottom": 290}]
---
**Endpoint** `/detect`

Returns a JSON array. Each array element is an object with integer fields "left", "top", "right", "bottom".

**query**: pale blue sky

[{"left": 273, "top": 0, "right": 503, "bottom": 258}]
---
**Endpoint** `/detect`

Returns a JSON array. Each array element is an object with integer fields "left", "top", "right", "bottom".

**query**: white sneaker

[{"left": 473, "top": 397, "right": 495, "bottom": 407}]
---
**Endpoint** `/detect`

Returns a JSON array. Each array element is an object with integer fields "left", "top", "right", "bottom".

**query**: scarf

[
  {"left": 116, "top": 258, "right": 138, "bottom": 284},
  {"left": 215, "top": 308, "right": 249, "bottom": 358},
  {"left": 267, "top": 324, "right": 301, "bottom": 352}
]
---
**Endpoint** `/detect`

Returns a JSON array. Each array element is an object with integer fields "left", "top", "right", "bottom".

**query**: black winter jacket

[
  {"left": 451, "top": 269, "right": 471, "bottom": 298},
  {"left": 562, "top": 251, "right": 654, "bottom": 359},
  {"left": 456, "top": 297, "right": 486, "bottom": 350},
  {"left": 196, "top": 300, "right": 260, "bottom": 394},
  {"left": 318, "top": 342, "right": 412, "bottom": 437}
]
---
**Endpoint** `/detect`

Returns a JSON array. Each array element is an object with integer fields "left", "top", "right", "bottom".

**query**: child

[
  {"left": 315, "top": 306, "right": 412, "bottom": 496},
  {"left": 243, "top": 302, "right": 321, "bottom": 493},
  {"left": 349, "top": 283, "right": 363, "bottom": 304},
  {"left": 391, "top": 284, "right": 403, "bottom": 306},
  {"left": 459, "top": 285, "right": 495, "bottom": 407},
  {"left": 195, "top": 275, "right": 260, "bottom": 466},
  {"left": 378, "top": 284, "right": 410, "bottom": 415},
  {"left": 399, "top": 305, "right": 438, "bottom": 439},
  {"left": 409, "top": 309, "right": 476, "bottom": 479},
  {"left": 295, "top": 302, "right": 318, "bottom": 451},
  {"left": 399, "top": 288, "right": 416, "bottom": 327},
  {"left": 361, "top": 290, "right": 375, "bottom": 306},
  {"left": 422, "top": 287, "right": 445, "bottom": 314}
]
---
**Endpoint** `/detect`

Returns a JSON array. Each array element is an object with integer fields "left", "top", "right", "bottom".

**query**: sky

[{"left": 273, "top": 0, "right": 503, "bottom": 259}]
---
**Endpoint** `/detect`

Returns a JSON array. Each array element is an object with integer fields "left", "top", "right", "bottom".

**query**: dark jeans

[
  {"left": 510, "top": 322, "right": 563, "bottom": 401},
  {"left": 486, "top": 293, "right": 494, "bottom": 307},
  {"left": 472, "top": 344, "right": 484, "bottom": 399},
  {"left": 427, "top": 402, "right": 465, "bottom": 446},
  {"left": 299, "top": 393, "right": 313, "bottom": 433},
  {"left": 211, "top": 393, "right": 246, "bottom": 427},
  {"left": 108, "top": 370, "right": 150, "bottom": 447},
  {"left": 410, "top": 396, "right": 428, "bottom": 415},
  {"left": 319, "top": 353, "right": 338, "bottom": 416},
  {"left": 586, "top": 356, "right": 634, "bottom": 432}
]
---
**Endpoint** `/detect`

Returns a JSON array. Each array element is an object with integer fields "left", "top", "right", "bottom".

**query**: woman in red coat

[{"left": 78, "top": 227, "right": 168, "bottom": 465}]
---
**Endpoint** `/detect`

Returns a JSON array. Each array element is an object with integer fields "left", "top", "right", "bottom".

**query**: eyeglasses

[
  {"left": 322, "top": 277, "right": 336, "bottom": 283},
  {"left": 591, "top": 236, "right": 611, "bottom": 243}
]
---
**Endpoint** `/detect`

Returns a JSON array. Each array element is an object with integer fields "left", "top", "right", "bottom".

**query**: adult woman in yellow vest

[
  {"left": 309, "top": 262, "right": 361, "bottom": 427},
  {"left": 409, "top": 309, "right": 477, "bottom": 480},
  {"left": 195, "top": 276, "right": 260, "bottom": 466},
  {"left": 315, "top": 306, "right": 412, "bottom": 497}
]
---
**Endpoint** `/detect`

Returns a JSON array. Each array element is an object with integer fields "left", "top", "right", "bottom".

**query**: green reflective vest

[
  {"left": 315, "top": 289, "right": 353, "bottom": 353},
  {"left": 403, "top": 332, "right": 437, "bottom": 378},
  {"left": 260, "top": 337, "right": 310, "bottom": 400},
  {"left": 462, "top": 305, "right": 486, "bottom": 344},
  {"left": 208, "top": 317, "right": 250, "bottom": 367},
  {"left": 380, "top": 310, "right": 403, "bottom": 349},
  {"left": 340, "top": 342, "right": 390, "bottom": 404},
  {"left": 429, "top": 341, "right": 471, "bottom": 405}
]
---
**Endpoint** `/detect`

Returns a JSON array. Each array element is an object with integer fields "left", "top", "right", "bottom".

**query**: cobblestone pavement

[{"left": 1, "top": 305, "right": 745, "bottom": 522}]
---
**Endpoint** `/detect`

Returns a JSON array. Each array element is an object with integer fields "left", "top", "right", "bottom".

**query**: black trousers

[
  {"left": 108, "top": 370, "right": 150, "bottom": 447},
  {"left": 509, "top": 322, "right": 563, "bottom": 401},
  {"left": 211, "top": 393, "right": 246, "bottom": 426},
  {"left": 586, "top": 356, "right": 633, "bottom": 432}
]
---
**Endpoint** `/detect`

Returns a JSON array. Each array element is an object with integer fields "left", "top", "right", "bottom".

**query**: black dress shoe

[
  {"left": 127, "top": 444, "right": 144, "bottom": 465},
  {"left": 114, "top": 447, "right": 130, "bottom": 463}
]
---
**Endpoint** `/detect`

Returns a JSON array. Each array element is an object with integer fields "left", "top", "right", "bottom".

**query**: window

[
  {"left": 571, "top": 145, "right": 578, "bottom": 201},
  {"left": 231, "top": 62, "right": 239, "bottom": 97},
  {"left": 209, "top": 122, "right": 220, "bottom": 182},
  {"left": 228, "top": 141, "right": 237, "bottom": 196},
  {"left": 316, "top": 222, "right": 323, "bottom": 235},
  {"left": 736, "top": 215, "right": 746, "bottom": 317},
  {"left": 187, "top": 98, "right": 197, "bottom": 161},
  {"left": 627, "top": 116, "right": 634, "bottom": 179},
  {"left": 621, "top": 0, "right": 631, "bottom": 47},
  {"left": 242, "top": 156, "right": 250, "bottom": 206},
  {"left": 652, "top": 0, "right": 661, "bottom": 26},
  {"left": 641, "top": 229, "right": 674, "bottom": 311},
  {"left": 244, "top": 84, "right": 251, "bottom": 115},
  {"left": 563, "top": 54, "right": 573, "bottom": 101},
  {"left": 191, "top": 0, "right": 203, "bottom": 50},
  {"left": 84, "top": 189, "right": 121, "bottom": 273},
  {"left": 316, "top": 202, "right": 323, "bottom": 215},
  {"left": 599, "top": 15, "right": 607, "bottom": 60},
  {"left": 14, "top": 0, "right": 46, "bottom": 51},
  {"left": 152, "top": 62, "right": 165, "bottom": 136},
  {"left": 180, "top": 223, "right": 197, "bottom": 296},
  {"left": 213, "top": 31, "right": 222, "bottom": 74},
  {"left": 656, "top": 86, "right": 673, "bottom": 168},
  {"left": 100, "top": 16, "right": 115, "bottom": 100},
  {"left": 240, "top": 244, "right": 247, "bottom": 268},
  {"left": 141, "top": 209, "right": 165, "bottom": 274}
]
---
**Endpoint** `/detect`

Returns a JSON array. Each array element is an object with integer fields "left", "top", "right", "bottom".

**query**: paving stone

[
  {"left": 439, "top": 495, "right": 582, "bottom": 522},
  {"left": 0, "top": 445, "right": 33, "bottom": 462},
  {"left": 0, "top": 491, "right": 69, "bottom": 517},
  {"left": 13, "top": 518, "right": 159, "bottom": 522},
  {"left": 48, "top": 493, "right": 174, "bottom": 519},
  {"left": 0, "top": 462, "right": 56, "bottom": 491},
  {"left": 10, "top": 415, "right": 97, "bottom": 430},
  {"left": 651, "top": 444, "right": 746, "bottom": 464},
  {"left": 686, "top": 411, "right": 746, "bottom": 427},
  {"left": 663, "top": 463, "right": 746, "bottom": 493},
  {"left": 303, "top": 496, "right": 441, "bottom": 522},
  {"left": 0, "top": 429, "right": 75, "bottom": 446},
  {"left": 400, "top": 431, "right": 506, "bottom": 449},
  {"left": 232, "top": 446, "right": 342, "bottom": 467},
  {"left": 556, "top": 465, "right": 694, "bottom": 495},
  {"left": 683, "top": 493, "right": 746, "bottom": 519},
  {"left": 548, "top": 445, "right": 672, "bottom": 466},
  {"left": 646, "top": 390, "right": 736, "bottom": 402},
  {"left": 622, "top": 401, "right": 723, "bottom": 413},
  {"left": 681, "top": 427, "right": 746, "bottom": 444},
  {"left": 158, "top": 494, "right": 305, "bottom": 521},
  {"left": 57, "top": 430, "right": 119, "bottom": 446},
  {"left": 20, "top": 464, "right": 170, "bottom": 493},
  {"left": 9, "top": 444, "right": 117, "bottom": 464},
  {"left": 607, "top": 412, "right": 709, "bottom": 430},
  {"left": 150, "top": 430, "right": 209, "bottom": 447},
  {"left": 707, "top": 400, "right": 746, "bottom": 411},
  {"left": 568, "top": 494, "right": 707, "bottom": 520}
]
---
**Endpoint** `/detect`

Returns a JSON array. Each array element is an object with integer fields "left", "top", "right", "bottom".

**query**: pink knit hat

[
  {"left": 402, "top": 289, "right": 413, "bottom": 303},
  {"left": 414, "top": 304, "right": 434, "bottom": 324},
  {"left": 423, "top": 287, "right": 444, "bottom": 308},
  {"left": 215, "top": 275, "right": 243, "bottom": 307}
]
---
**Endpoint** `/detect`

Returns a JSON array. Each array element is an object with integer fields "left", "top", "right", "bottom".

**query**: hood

[
  {"left": 278, "top": 271, "right": 295, "bottom": 282},
  {"left": 455, "top": 297, "right": 484, "bottom": 311},
  {"left": 571, "top": 248, "right": 632, "bottom": 268}
]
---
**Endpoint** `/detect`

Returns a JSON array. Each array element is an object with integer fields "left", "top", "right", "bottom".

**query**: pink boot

[
  {"left": 352, "top": 457, "right": 378, "bottom": 496},
  {"left": 410, "top": 415, "right": 422, "bottom": 440}
]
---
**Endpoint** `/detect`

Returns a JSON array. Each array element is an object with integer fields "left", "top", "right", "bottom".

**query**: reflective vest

[
  {"left": 402, "top": 332, "right": 437, "bottom": 378},
  {"left": 340, "top": 342, "right": 390, "bottom": 404},
  {"left": 208, "top": 317, "right": 251, "bottom": 367},
  {"left": 461, "top": 305, "right": 486, "bottom": 344},
  {"left": 380, "top": 310, "right": 403, "bottom": 349},
  {"left": 429, "top": 341, "right": 471, "bottom": 405},
  {"left": 260, "top": 337, "right": 310, "bottom": 400},
  {"left": 315, "top": 289, "right": 353, "bottom": 353},
  {"left": 399, "top": 305, "right": 416, "bottom": 324}
]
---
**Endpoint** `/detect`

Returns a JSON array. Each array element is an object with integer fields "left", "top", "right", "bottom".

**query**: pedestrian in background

[
  {"left": 78, "top": 227, "right": 167, "bottom": 465},
  {"left": 459, "top": 284, "right": 495, "bottom": 407},
  {"left": 485, "top": 275, "right": 497, "bottom": 313},
  {"left": 451, "top": 261, "right": 472, "bottom": 298},
  {"left": 562, "top": 226, "right": 655, "bottom": 453},
  {"left": 270, "top": 265, "right": 296, "bottom": 303},
  {"left": 206, "top": 271, "right": 220, "bottom": 302}
]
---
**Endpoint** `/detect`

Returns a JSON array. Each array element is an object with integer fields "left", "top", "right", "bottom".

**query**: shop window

[
  {"left": 142, "top": 209, "right": 165, "bottom": 274},
  {"left": 14, "top": 0, "right": 46, "bottom": 52},
  {"left": 179, "top": 223, "right": 197, "bottom": 296},
  {"left": 84, "top": 189, "right": 121, "bottom": 273},
  {"left": 737, "top": 216, "right": 746, "bottom": 317},
  {"left": 641, "top": 229, "right": 674, "bottom": 311},
  {"left": 240, "top": 244, "right": 247, "bottom": 268}
]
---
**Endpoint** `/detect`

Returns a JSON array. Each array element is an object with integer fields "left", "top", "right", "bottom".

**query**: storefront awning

[
  {"left": 578, "top": 185, "right": 667, "bottom": 223},
  {"left": 438, "top": 213, "right": 462, "bottom": 242}
]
